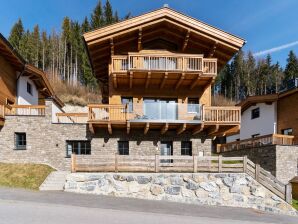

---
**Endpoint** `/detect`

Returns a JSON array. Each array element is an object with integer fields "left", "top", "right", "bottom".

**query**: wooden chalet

[{"left": 83, "top": 6, "right": 245, "bottom": 136}]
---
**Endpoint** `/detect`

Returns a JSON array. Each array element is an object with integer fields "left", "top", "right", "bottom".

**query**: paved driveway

[{"left": 0, "top": 187, "right": 297, "bottom": 224}]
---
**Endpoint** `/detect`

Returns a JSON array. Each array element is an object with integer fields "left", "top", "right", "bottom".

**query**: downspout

[{"left": 16, "top": 64, "right": 26, "bottom": 105}]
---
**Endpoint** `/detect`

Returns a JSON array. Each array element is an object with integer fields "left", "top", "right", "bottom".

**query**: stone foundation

[
  {"left": 0, "top": 100, "right": 211, "bottom": 170},
  {"left": 64, "top": 172, "right": 297, "bottom": 216},
  {"left": 221, "top": 145, "right": 298, "bottom": 184}
]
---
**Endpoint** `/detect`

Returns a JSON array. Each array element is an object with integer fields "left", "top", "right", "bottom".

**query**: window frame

[
  {"left": 118, "top": 141, "right": 129, "bottom": 155},
  {"left": 66, "top": 140, "right": 91, "bottom": 158},
  {"left": 121, "top": 97, "right": 133, "bottom": 113},
  {"left": 14, "top": 132, "right": 27, "bottom": 150},
  {"left": 282, "top": 128, "right": 293, "bottom": 135},
  {"left": 251, "top": 107, "right": 260, "bottom": 119},
  {"left": 187, "top": 98, "right": 199, "bottom": 113},
  {"left": 27, "top": 82, "right": 32, "bottom": 95},
  {"left": 181, "top": 141, "right": 192, "bottom": 156}
]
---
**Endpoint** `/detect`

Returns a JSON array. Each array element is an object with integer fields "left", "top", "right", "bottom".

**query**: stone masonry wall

[
  {"left": 0, "top": 100, "right": 211, "bottom": 170},
  {"left": 65, "top": 172, "right": 297, "bottom": 216},
  {"left": 221, "top": 145, "right": 298, "bottom": 184}
]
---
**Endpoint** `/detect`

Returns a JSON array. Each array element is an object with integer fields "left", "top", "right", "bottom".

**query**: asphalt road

[{"left": 0, "top": 187, "right": 297, "bottom": 224}]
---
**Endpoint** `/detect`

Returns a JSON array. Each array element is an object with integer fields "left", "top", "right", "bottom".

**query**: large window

[
  {"left": 121, "top": 97, "right": 133, "bottom": 113},
  {"left": 15, "top": 133, "right": 26, "bottom": 150},
  {"left": 66, "top": 141, "right": 91, "bottom": 157},
  {"left": 118, "top": 141, "right": 129, "bottom": 155},
  {"left": 282, "top": 128, "right": 293, "bottom": 135},
  {"left": 251, "top": 107, "right": 260, "bottom": 119},
  {"left": 188, "top": 98, "right": 199, "bottom": 113},
  {"left": 181, "top": 141, "right": 192, "bottom": 156},
  {"left": 27, "top": 82, "right": 32, "bottom": 95}
]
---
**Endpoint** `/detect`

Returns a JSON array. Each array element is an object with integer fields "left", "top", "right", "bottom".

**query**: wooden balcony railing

[
  {"left": 203, "top": 106, "right": 241, "bottom": 124},
  {"left": 112, "top": 53, "right": 217, "bottom": 75},
  {"left": 56, "top": 113, "right": 88, "bottom": 123},
  {"left": 6, "top": 105, "right": 46, "bottom": 116},
  {"left": 217, "top": 134, "right": 295, "bottom": 153},
  {"left": 88, "top": 104, "right": 127, "bottom": 122},
  {"left": 88, "top": 104, "right": 240, "bottom": 125}
]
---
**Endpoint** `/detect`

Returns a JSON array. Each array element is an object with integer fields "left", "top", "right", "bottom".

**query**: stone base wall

[
  {"left": 65, "top": 172, "right": 297, "bottom": 216},
  {"left": 221, "top": 145, "right": 298, "bottom": 184},
  {"left": 0, "top": 100, "right": 211, "bottom": 170}
]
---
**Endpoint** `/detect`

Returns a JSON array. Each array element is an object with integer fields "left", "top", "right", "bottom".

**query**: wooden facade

[
  {"left": 83, "top": 7, "right": 245, "bottom": 136},
  {"left": 0, "top": 33, "right": 63, "bottom": 125}
]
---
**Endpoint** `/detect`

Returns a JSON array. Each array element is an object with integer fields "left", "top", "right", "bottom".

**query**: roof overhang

[
  {"left": 237, "top": 94, "right": 278, "bottom": 113},
  {"left": 83, "top": 7, "right": 246, "bottom": 86}
]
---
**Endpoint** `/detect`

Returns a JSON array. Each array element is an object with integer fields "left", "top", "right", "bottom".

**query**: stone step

[{"left": 39, "top": 171, "right": 70, "bottom": 191}]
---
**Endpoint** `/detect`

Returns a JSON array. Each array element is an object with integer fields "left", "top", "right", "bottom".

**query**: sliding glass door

[{"left": 144, "top": 98, "right": 177, "bottom": 120}]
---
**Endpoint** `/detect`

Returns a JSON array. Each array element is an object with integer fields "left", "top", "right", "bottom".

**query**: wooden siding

[
  {"left": 0, "top": 55, "right": 17, "bottom": 103},
  {"left": 277, "top": 91, "right": 298, "bottom": 138}
]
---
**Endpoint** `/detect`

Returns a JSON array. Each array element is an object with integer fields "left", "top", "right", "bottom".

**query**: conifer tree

[
  {"left": 104, "top": 0, "right": 113, "bottom": 25},
  {"left": 91, "top": 0, "right": 103, "bottom": 29},
  {"left": 8, "top": 18, "right": 24, "bottom": 50},
  {"left": 284, "top": 50, "right": 298, "bottom": 82}
]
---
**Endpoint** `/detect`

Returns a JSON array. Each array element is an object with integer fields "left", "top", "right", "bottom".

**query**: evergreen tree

[
  {"left": 284, "top": 50, "right": 298, "bottom": 82},
  {"left": 104, "top": 0, "right": 113, "bottom": 25},
  {"left": 81, "top": 17, "right": 90, "bottom": 33},
  {"left": 8, "top": 18, "right": 24, "bottom": 50},
  {"left": 32, "top": 25, "right": 41, "bottom": 67},
  {"left": 91, "top": 0, "right": 103, "bottom": 29}
]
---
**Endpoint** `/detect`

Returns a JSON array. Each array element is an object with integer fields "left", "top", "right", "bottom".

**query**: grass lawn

[
  {"left": 0, "top": 163, "right": 54, "bottom": 190},
  {"left": 293, "top": 199, "right": 298, "bottom": 210}
]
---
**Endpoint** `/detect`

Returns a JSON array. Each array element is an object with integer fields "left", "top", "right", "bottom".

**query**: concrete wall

[
  {"left": 17, "top": 76, "right": 39, "bottom": 105},
  {"left": 221, "top": 145, "right": 298, "bottom": 184},
  {"left": 65, "top": 172, "right": 297, "bottom": 216},
  {"left": 0, "top": 100, "right": 211, "bottom": 170}
]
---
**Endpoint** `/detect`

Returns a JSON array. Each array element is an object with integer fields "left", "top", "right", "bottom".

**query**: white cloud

[{"left": 253, "top": 40, "right": 298, "bottom": 57}]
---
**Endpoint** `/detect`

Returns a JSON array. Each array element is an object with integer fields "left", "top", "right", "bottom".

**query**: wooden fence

[
  {"left": 71, "top": 154, "right": 291, "bottom": 203},
  {"left": 217, "top": 134, "right": 295, "bottom": 153},
  {"left": 6, "top": 105, "right": 46, "bottom": 116}
]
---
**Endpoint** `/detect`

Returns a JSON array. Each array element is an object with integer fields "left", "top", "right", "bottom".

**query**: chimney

[{"left": 163, "top": 4, "right": 169, "bottom": 8}]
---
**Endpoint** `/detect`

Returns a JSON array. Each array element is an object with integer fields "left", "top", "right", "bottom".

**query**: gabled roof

[
  {"left": 0, "top": 33, "right": 63, "bottom": 107},
  {"left": 83, "top": 6, "right": 246, "bottom": 84},
  {"left": 237, "top": 87, "right": 298, "bottom": 113}
]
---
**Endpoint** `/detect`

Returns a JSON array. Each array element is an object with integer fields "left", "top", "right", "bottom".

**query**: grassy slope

[
  {"left": 0, "top": 163, "right": 54, "bottom": 190},
  {"left": 292, "top": 199, "right": 298, "bottom": 210}
]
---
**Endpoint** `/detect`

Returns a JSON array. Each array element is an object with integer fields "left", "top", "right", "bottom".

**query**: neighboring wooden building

[
  {"left": 0, "top": 33, "right": 63, "bottom": 126},
  {"left": 225, "top": 80, "right": 298, "bottom": 148}
]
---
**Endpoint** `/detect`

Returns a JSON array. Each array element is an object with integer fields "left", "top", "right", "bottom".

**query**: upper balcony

[{"left": 111, "top": 52, "right": 217, "bottom": 90}]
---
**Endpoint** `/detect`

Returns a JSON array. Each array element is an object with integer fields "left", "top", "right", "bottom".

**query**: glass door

[
  {"left": 144, "top": 98, "right": 177, "bottom": 120},
  {"left": 160, "top": 141, "right": 173, "bottom": 163}
]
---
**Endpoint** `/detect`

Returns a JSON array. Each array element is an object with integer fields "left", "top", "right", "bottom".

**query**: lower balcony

[{"left": 88, "top": 103, "right": 241, "bottom": 136}]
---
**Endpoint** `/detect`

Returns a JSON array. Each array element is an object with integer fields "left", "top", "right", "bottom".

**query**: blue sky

[{"left": 1, "top": 0, "right": 298, "bottom": 67}]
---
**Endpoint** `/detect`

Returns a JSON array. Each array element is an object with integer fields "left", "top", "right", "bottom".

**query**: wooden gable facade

[{"left": 83, "top": 7, "right": 245, "bottom": 136}]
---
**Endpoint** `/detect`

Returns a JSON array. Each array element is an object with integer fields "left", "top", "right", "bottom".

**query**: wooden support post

[
  {"left": 255, "top": 164, "right": 260, "bottom": 181},
  {"left": 285, "top": 183, "right": 292, "bottom": 204},
  {"left": 155, "top": 154, "right": 159, "bottom": 173},
  {"left": 129, "top": 72, "right": 133, "bottom": 89},
  {"left": 243, "top": 156, "right": 247, "bottom": 173},
  {"left": 71, "top": 153, "right": 77, "bottom": 173},
  {"left": 160, "top": 73, "right": 168, "bottom": 89},
  {"left": 218, "top": 155, "right": 222, "bottom": 172},
  {"left": 115, "top": 153, "right": 119, "bottom": 172},
  {"left": 145, "top": 72, "right": 151, "bottom": 88},
  {"left": 193, "top": 154, "right": 198, "bottom": 173}
]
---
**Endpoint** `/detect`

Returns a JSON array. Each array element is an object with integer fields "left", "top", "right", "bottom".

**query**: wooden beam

[
  {"left": 145, "top": 72, "right": 151, "bottom": 88},
  {"left": 182, "top": 30, "right": 190, "bottom": 52},
  {"left": 108, "top": 122, "right": 112, "bottom": 135},
  {"left": 89, "top": 123, "right": 95, "bottom": 134},
  {"left": 144, "top": 122, "right": 150, "bottom": 135},
  {"left": 208, "top": 41, "right": 218, "bottom": 57},
  {"left": 177, "top": 123, "right": 186, "bottom": 135},
  {"left": 129, "top": 72, "right": 133, "bottom": 89},
  {"left": 160, "top": 73, "right": 168, "bottom": 89},
  {"left": 138, "top": 28, "right": 142, "bottom": 51},
  {"left": 207, "top": 124, "right": 219, "bottom": 136},
  {"left": 110, "top": 38, "right": 114, "bottom": 56},
  {"left": 161, "top": 123, "right": 169, "bottom": 135},
  {"left": 127, "top": 122, "right": 130, "bottom": 134},
  {"left": 113, "top": 74, "right": 117, "bottom": 88},
  {"left": 190, "top": 74, "right": 200, "bottom": 90},
  {"left": 192, "top": 124, "right": 204, "bottom": 135},
  {"left": 175, "top": 73, "right": 185, "bottom": 89}
]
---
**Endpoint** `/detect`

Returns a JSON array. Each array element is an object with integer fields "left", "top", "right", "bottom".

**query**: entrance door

[{"left": 160, "top": 141, "right": 173, "bottom": 163}]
